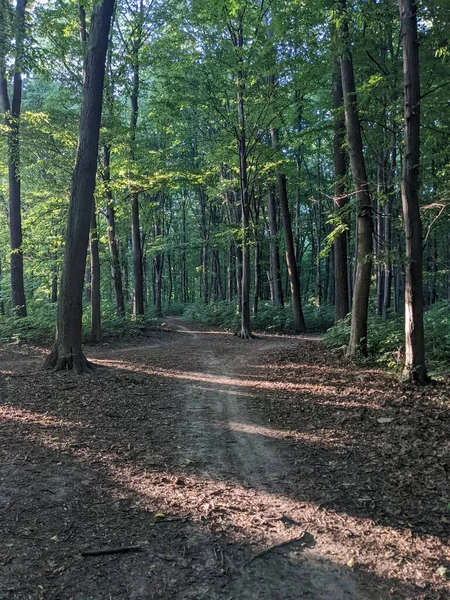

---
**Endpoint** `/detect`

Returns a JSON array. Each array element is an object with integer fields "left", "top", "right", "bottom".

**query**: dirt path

[{"left": 0, "top": 321, "right": 449, "bottom": 599}]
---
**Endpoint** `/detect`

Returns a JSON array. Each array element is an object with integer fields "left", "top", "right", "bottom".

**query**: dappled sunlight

[
  {"left": 0, "top": 405, "right": 85, "bottom": 429},
  {"left": 9, "top": 420, "right": 443, "bottom": 592},
  {"left": 225, "top": 421, "right": 346, "bottom": 446},
  {"left": 94, "top": 358, "right": 380, "bottom": 400}
]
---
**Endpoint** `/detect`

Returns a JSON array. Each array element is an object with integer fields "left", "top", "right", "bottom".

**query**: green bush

[
  {"left": 324, "top": 302, "right": 450, "bottom": 375},
  {"left": 183, "top": 300, "right": 334, "bottom": 334}
]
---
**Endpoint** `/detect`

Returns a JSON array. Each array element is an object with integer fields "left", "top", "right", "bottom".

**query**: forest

[{"left": 1, "top": 0, "right": 450, "bottom": 598}]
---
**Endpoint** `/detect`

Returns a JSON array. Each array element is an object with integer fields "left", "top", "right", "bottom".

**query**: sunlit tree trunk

[
  {"left": 0, "top": 0, "right": 27, "bottom": 317},
  {"left": 399, "top": 0, "right": 428, "bottom": 383}
]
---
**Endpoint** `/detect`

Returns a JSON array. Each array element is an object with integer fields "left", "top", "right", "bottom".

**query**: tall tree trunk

[
  {"left": 340, "top": 0, "right": 373, "bottom": 356},
  {"left": 90, "top": 199, "right": 102, "bottom": 343},
  {"left": 278, "top": 172, "right": 306, "bottom": 333},
  {"left": 332, "top": 59, "right": 349, "bottom": 321},
  {"left": 267, "top": 185, "right": 284, "bottom": 308},
  {"left": 130, "top": 60, "right": 144, "bottom": 316},
  {"left": 44, "top": 0, "right": 115, "bottom": 372},
  {"left": 235, "top": 19, "right": 252, "bottom": 338},
  {"left": 399, "top": 0, "right": 428, "bottom": 383},
  {"left": 103, "top": 144, "right": 125, "bottom": 315},
  {"left": 0, "top": 0, "right": 27, "bottom": 317}
]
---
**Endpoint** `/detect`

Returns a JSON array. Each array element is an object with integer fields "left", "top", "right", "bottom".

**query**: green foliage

[
  {"left": 324, "top": 303, "right": 450, "bottom": 375},
  {"left": 183, "top": 301, "right": 334, "bottom": 334}
]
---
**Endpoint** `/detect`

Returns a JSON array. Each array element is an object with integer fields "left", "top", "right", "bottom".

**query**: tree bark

[
  {"left": 267, "top": 185, "right": 284, "bottom": 308},
  {"left": 44, "top": 0, "right": 115, "bottom": 373},
  {"left": 278, "top": 172, "right": 306, "bottom": 333},
  {"left": 340, "top": 0, "right": 373, "bottom": 356},
  {"left": 235, "top": 18, "right": 252, "bottom": 338},
  {"left": 399, "top": 0, "right": 428, "bottom": 383},
  {"left": 0, "top": 0, "right": 27, "bottom": 317},
  {"left": 332, "top": 59, "right": 349, "bottom": 321},
  {"left": 103, "top": 144, "right": 125, "bottom": 315},
  {"left": 129, "top": 58, "right": 144, "bottom": 317}
]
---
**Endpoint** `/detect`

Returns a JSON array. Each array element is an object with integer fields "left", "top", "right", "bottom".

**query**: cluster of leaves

[{"left": 324, "top": 302, "right": 450, "bottom": 376}]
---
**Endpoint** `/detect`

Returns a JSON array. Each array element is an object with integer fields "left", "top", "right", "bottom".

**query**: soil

[{"left": 0, "top": 318, "right": 449, "bottom": 599}]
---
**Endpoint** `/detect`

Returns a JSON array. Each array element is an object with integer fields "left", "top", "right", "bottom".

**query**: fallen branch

[
  {"left": 246, "top": 531, "right": 307, "bottom": 566},
  {"left": 81, "top": 545, "right": 144, "bottom": 557}
]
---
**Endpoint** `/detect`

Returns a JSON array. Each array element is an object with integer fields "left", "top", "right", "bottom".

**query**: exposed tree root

[
  {"left": 238, "top": 330, "right": 254, "bottom": 339},
  {"left": 44, "top": 347, "right": 95, "bottom": 374}
]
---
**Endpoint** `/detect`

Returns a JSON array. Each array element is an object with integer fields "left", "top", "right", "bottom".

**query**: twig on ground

[
  {"left": 245, "top": 531, "right": 307, "bottom": 566},
  {"left": 81, "top": 545, "right": 144, "bottom": 557}
]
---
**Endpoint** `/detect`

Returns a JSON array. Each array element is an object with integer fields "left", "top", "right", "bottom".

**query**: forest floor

[{"left": 0, "top": 318, "right": 449, "bottom": 600}]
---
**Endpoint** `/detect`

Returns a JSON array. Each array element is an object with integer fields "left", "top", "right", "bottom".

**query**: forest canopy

[{"left": 0, "top": 0, "right": 449, "bottom": 378}]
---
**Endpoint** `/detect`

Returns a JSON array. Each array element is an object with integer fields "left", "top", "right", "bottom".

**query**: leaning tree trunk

[
  {"left": 0, "top": 0, "right": 27, "bottom": 317},
  {"left": 332, "top": 58, "right": 349, "bottom": 322},
  {"left": 270, "top": 114, "right": 305, "bottom": 332},
  {"left": 340, "top": 0, "right": 373, "bottom": 356},
  {"left": 399, "top": 0, "right": 428, "bottom": 383},
  {"left": 44, "top": 0, "right": 115, "bottom": 373},
  {"left": 90, "top": 199, "right": 102, "bottom": 344}
]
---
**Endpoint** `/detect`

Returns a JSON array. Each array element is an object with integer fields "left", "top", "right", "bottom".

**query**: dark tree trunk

[
  {"left": 44, "top": 0, "right": 115, "bottom": 373},
  {"left": 332, "top": 59, "right": 349, "bottom": 321},
  {"left": 399, "top": 0, "right": 428, "bottom": 383},
  {"left": 103, "top": 144, "right": 125, "bottom": 315},
  {"left": 51, "top": 261, "right": 58, "bottom": 303},
  {"left": 0, "top": 0, "right": 27, "bottom": 317},
  {"left": 235, "top": 19, "right": 252, "bottom": 338},
  {"left": 90, "top": 199, "right": 102, "bottom": 344},
  {"left": 199, "top": 188, "right": 209, "bottom": 303},
  {"left": 129, "top": 59, "right": 144, "bottom": 316},
  {"left": 340, "top": 0, "right": 373, "bottom": 356},
  {"left": 267, "top": 185, "right": 284, "bottom": 308}
]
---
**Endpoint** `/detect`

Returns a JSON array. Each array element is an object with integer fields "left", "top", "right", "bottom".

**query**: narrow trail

[{"left": 0, "top": 321, "right": 448, "bottom": 599}]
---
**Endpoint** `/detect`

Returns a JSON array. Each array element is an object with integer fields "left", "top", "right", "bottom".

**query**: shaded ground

[{"left": 0, "top": 319, "right": 449, "bottom": 599}]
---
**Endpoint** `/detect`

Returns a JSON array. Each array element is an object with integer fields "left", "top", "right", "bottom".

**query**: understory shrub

[
  {"left": 183, "top": 300, "right": 334, "bottom": 333},
  {"left": 324, "top": 302, "right": 450, "bottom": 375}
]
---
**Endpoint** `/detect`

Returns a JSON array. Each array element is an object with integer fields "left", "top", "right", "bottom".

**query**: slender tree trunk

[
  {"left": 267, "top": 185, "right": 284, "bottom": 308},
  {"left": 0, "top": 0, "right": 27, "bottom": 317},
  {"left": 340, "top": 0, "right": 373, "bottom": 356},
  {"left": 130, "top": 60, "right": 144, "bottom": 316},
  {"left": 399, "top": 0, "right": 428, "bottom": 383},
  {"left": 235, "top": 20, "right": 252, "bottom": 338},
  {"left": 44, "top": 0, "right": 115, "bottom": 372},
  {"left": 90, "top": 199, "right": 102, "bottom": 343},
  {"left": 332, "top": 59, "right": 349, "bottom": 321},
  {"left": 278, "top": 173, "right": 306, "bottom": 333},
  {"left": 103, "top": 144, "right": 125, "bottom": 315},
  {"left": 271, "top": 125, "right": 305, "bottom": 332}
]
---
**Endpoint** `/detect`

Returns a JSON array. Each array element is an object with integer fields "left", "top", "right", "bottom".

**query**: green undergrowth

[
  {"left": 183, "top": 301, "right": 334, "bottom": 333},
  {"left": 0, "top": 302, "right": 163, "bottom": 347},
  {"left": 324, "top": 302, "right": 450, "bottom": 376}
]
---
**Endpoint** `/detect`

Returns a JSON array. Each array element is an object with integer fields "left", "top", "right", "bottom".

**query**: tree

[
  {"left": 45, "top": 0, "right": 115, "bottom": 373},
  {"left": 0, "top": 0, "right": 27, "bottom": 317},
  {"left": 338, "top": 0, "right": 373, "bottom": 356},
  {"left": 398, "top": 0, "right": 428, "bottom": 384}
]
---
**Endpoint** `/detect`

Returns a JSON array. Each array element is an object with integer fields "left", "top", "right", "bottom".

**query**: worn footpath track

[{"left": 0, "top": 320, "right": 449, "bottom": 599}]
